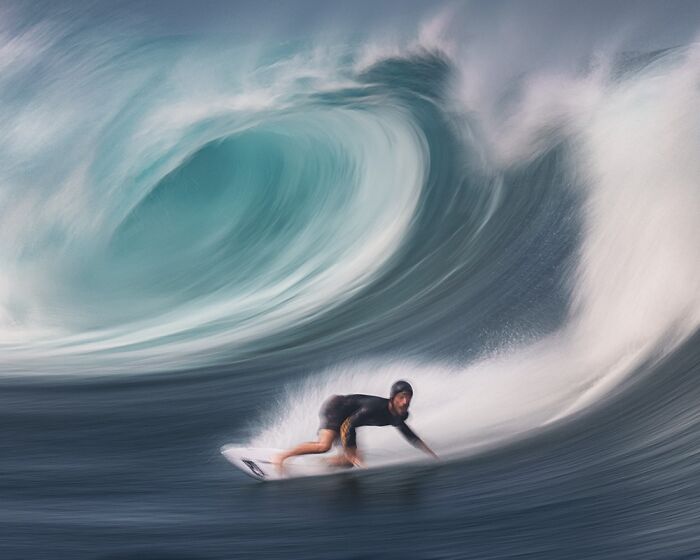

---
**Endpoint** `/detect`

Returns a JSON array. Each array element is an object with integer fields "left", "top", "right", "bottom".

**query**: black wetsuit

[{"left": 319, "top": 394, "right": 420, "bottom": 448}]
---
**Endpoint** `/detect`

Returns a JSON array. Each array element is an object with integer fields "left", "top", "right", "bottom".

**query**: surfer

[{"left": 274, "top": 380, "right": 437, "bottom": 471}]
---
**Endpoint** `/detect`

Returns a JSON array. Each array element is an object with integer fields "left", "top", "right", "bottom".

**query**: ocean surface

[{"left": 2, "top": 2, "right": 700, "bottom": 559}]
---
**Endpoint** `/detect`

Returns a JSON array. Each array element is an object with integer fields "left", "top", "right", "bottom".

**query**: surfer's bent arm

[{"left": 398, "top": 422, "right": 438, "bottom": 459}]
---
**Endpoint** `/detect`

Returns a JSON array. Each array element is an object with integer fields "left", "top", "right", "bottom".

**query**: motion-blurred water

[{"left": 2, "top": 2, "right": 699, "bottom": 559}]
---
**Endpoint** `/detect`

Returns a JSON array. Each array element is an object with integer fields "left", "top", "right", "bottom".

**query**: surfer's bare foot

[{"left": 273, "top": 453, "right": 287, "bottom": 474}]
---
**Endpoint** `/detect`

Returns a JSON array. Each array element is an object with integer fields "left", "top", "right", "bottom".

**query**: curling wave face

[{"left": 0, "top": 28, "right": 429, "bottom": 373}]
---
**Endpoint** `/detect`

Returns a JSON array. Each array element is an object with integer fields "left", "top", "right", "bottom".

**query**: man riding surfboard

[{"left": 274, "top": 380, "right": 437, "bottom": 471}]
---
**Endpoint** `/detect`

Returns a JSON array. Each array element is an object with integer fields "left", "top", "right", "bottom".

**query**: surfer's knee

[
  {"left": 316, "top": 440, "right": 332, "bottom": 453},
  {"left": 316, "top": 429, "right": 336, "bottom": 452}
]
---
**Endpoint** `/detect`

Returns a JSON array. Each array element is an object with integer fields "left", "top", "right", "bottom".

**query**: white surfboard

[{"left": 220, "top": 445, "right": 341, "bottom": 481}]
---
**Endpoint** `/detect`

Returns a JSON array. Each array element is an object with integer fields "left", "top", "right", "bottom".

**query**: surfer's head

[{"left": 389, "top": 380, "right": 413, "bottom": 415}]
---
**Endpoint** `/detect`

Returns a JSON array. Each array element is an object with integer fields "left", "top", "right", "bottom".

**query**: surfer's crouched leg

[{"left": 274, "top": 429, "right": 337, "bottom": 473}]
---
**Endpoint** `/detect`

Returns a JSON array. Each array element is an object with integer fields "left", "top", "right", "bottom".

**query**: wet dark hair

[{"left": 390, "top": 380, "right": 413, "bottom": 399}]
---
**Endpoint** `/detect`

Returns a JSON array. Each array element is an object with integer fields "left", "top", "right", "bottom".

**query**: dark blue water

[
  {"left": 2, "top": 3, "right": 700, "bottom": 559},
  {"left": 4, "top": 333, "right": 700, "bottom": 559}
]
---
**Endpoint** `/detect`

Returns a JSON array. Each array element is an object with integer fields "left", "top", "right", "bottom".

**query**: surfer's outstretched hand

[
  {"left": 345, "top": 449, "right": 365, "bottom": 468},
  {"left": 416, "top": 440, "right": 439, "bottom": 460},
  {"left": 325, "top": 453, "right": 354, "bottom": 468}
]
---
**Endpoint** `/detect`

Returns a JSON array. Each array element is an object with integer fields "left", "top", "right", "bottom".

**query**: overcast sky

[
  {"left": 116, "top": 0, "right": 700, "bottom": 47},
  {"left": 18, "top": 0, "right": 700, "bottom": 51}
]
